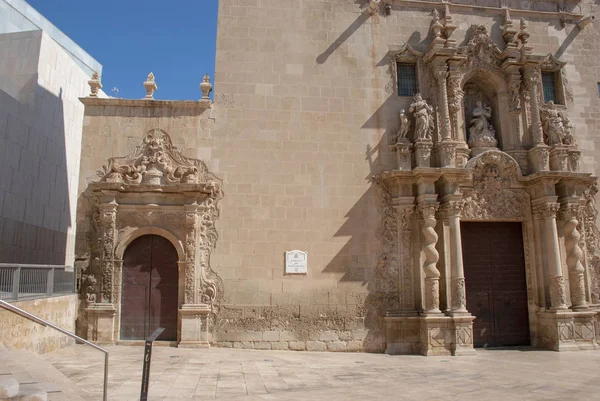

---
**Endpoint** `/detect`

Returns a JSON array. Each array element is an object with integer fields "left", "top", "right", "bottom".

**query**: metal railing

[
  {"left": 0, "top": 264, "right": 75, "bottom": 301},
  {"left": 0, "top": 299, "right": 108, "bottom": 401}
]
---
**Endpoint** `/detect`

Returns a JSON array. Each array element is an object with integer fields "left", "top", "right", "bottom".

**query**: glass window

[
  {"left": 397, "top": 63, "right": 418, "bottom": 97},
  {"left": 542, "top": 71, "right": 558, "bottom": 103},
  {"left": 597, "top": 82, "right": 600, "bottom": 97}
]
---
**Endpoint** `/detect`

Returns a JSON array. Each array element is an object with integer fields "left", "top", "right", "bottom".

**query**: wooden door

[
  {"left": 120, "top": 235, "right": 178, "bottom": 341},
  {"left": 461, "top": 222, "right": 530, "bottom": 348}
]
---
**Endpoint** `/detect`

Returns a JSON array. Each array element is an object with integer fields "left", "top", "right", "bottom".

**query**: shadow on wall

[
  {"left": 317, "top": 12, "right": 416, "bottom": 353},
  {"left": 0, "top": 76, "right": 71, "bottom": 265}
]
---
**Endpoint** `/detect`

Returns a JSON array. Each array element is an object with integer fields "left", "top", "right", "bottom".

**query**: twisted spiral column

[
  {"left": 420, "top": 203, "right": 441, "bottom": 313},
  {"left": 560, "top": 205, "right": 588, "bottom": 310}
]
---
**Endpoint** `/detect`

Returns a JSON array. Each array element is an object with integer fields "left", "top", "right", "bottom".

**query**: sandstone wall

[
  {"left": 77, "top": 0, "right": 600, "bottom": 352},
  {"left": 0, "top": 295, "right": 77, "bottom": 354}
]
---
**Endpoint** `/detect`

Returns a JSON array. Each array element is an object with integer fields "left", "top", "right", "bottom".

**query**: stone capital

[{"left": 532, "top": 202, "right": 560, "bottom": 219}]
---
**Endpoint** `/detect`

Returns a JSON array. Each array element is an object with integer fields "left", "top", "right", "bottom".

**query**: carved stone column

[
  {"left": 184, "top": 203, "right": 200, "bottom": 304},
  {"left": 99, "top": 200, "right": 117, "bottom": 304},
  {"left": 397, "top": 201, "right": 416, "bottom": 313},
  {"left": 523, "top": 65, "right": 544, "bottom": 146},
  {"left": 532, "top": 202, "right": 567, "bottom": 310},
  {"left": 559, "top": 203, "right": 588, "bottom": 310},
  {"left": 419, "top": 202, "right": 441, "bottom": 314},
  {"left": 445, "top": 203, "right": 468, "bottom": 314},
  {"left": 435, "top": 69, "right": 452, "bottom": 142}
]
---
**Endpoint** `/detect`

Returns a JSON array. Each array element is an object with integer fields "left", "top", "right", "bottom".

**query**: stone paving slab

[{"left": 43, "top": 345, "right": 600, "bottom": 401}]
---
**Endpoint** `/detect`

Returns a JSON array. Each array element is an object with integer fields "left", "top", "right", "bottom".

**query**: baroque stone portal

[{"left": 80, "top": 129, "right": 223, "bottom": 347}]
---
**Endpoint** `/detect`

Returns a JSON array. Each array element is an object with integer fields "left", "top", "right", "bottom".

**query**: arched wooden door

[{"left": 120, "top": 235, "right": 179, "bottom": 341}]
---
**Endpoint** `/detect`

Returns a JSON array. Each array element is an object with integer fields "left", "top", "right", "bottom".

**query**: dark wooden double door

[
  {"left": 461, "top": 222, "right": 530, "bottom": 348},
  {"left": 120, "top": 235, "right": 178, "bottom": 341}
]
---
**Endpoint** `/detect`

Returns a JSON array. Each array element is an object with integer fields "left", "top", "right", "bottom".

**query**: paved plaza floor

[{"left": 43, "top": 345, "right": 600, "bottom": 401}]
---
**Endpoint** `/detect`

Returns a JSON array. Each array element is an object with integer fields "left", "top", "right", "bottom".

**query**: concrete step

[{"left": 0, "top": 346, "right": 87, "bottom": 401}]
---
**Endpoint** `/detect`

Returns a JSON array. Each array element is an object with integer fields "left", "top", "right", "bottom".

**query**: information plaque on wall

[{"left": 285, "top": 250, "right": 308, "bottom": 274}]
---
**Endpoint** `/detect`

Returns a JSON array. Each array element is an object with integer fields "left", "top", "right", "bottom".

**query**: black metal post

[{"left": 140, "top": 327, "right": 165, "bottom": 401}]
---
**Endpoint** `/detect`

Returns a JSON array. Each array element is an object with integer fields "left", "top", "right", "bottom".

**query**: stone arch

[{"left": 115, "top": 226, "right": 185, "bottom": 262}]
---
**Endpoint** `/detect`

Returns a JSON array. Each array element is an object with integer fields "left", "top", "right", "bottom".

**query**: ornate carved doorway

[
  {"left": 461, "top": 222, "right": 530, "bottom": 348},
  {"left": 120, "top": 235, "right": 178, "bottom": 341}
]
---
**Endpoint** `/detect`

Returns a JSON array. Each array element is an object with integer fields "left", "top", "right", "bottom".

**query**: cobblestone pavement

[{"left": 43, "top": 345, "right": 600, "bottom": 401}]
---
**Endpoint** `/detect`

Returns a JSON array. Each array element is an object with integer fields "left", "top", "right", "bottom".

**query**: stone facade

[{"left": 78, "top": 0, "right": 600, "bottom": 354}]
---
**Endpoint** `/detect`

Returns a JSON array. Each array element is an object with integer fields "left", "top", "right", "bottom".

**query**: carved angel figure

[
  {"left": 468, "top": 101, "right": 498, "bottom": 148},
  {"left": 561, "top": 113, "right": 576, "bottom": 145},
  {"left": 397, "top": 109, "right": 410, "bottom": 142},
  {"left": 409, "top": 93, "right": 433, "bottom": 141},
  {"left": 540, "top": 101, "right": 566, "bottom": 145}
]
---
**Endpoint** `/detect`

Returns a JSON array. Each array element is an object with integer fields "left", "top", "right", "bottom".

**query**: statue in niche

[
  {"left": 540, "top": 101, "right": 568, "bottom": 146},
  {"left": 468, "top": 100, "right": 498, "bottom": 148},
  {"left": 397, "top": 109, "right": 410, "bottom": 142},
  {"left": 409, "top": 93, "right": 433, "bottom": 141}
]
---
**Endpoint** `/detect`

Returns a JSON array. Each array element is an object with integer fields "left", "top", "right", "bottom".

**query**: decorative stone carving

[
  {"left": 442, "top": 4, "right": 456, "bottom": 47},
  {"left": 462, "top": 151, "right": 527, "bottom": 221},
  {"left": 468, "top": 101, "right": 498, "bottom": 149},
  {"left": 541, "top": 101, "right": 568, "bottom": 145},
  {"left": 185, "top": 206, "right": 199, "bottom": 304},
  {"left": 430, "top": 9, "right": 443, "bottom": 40},
  {"left": 522, "top": 66, "right": 544, "bottom": 145},
  {"left": 373, "top": 179, "right": 400, "bottom": 309},
  {"left": 82, "top": 275, "right": 97, "bottom": 304},
  {"left": 559, "top": 204, "right": 588, "bottom": 310},
  {"left": 550, "top": 275, "right": 568, "bottom": 310},
  {"left": 451, "top": 278, "right": 467, "bottom": 312},
  {"left": 462, "top": 25, "right": 502, "bottom": 71},
  {"left": 99, "top": 129, "right": 214, "bottom": 186},
  {"left": 419, "top": 203, "right": 440, "bottom": 314},
  {"left": 581, "top": 183, "right": 600, "bottom": 304},
  {"left": 88, "top": 71, "right": 102, "bottom": 97},
  {"left": 143, "top": 72, "right": 157, "bottom": 99},
  {"left": 502, "top": 9, "right": 519, "bottom": 49},
  {"left": 100, "top": 202, "right": 117, "bottom": 303},
  {"left": 409, "top": 93, "right": 434, "bottom": 142}
]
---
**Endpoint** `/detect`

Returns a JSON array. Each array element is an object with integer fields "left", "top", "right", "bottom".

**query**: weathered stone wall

[{"left": 0, "top": 295, "right": 77, "bottom": 354}]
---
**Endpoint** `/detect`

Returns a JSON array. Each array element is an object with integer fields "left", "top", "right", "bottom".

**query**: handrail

[
  {"left": 0, "top": 264, "right": 73, "bottom": 270},
  {"left": 0, "top": 299, "right": 108, "bottom": 401}
]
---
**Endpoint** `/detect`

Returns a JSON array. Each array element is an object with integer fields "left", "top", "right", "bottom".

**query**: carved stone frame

[{"left": 83, "top": 129, "right": 223, "bottom": 347}]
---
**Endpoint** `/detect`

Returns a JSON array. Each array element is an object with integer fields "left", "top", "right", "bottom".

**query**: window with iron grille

[
  {"left": 542, "top": 71, "right": 558, "bottom": 104},
  {"left": 397, "top": 63, "right": 418, "bottom": 97}
]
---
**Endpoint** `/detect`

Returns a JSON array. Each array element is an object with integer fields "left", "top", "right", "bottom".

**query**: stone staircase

[{"left": 0, "top": 343, "right": 88, "bottom": 401}]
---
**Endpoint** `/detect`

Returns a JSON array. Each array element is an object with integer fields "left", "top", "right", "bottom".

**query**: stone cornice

[
  {"left": 80, "top": 97, "right": 212, "bottom": 109},
  {"left": 382, "top": 0, "right": 584, "bottom": 21}
]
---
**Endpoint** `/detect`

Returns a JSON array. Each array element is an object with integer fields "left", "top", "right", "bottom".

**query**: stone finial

[
  {"left": 143, "top": 72, "right": 158, "bottom": 99},
  {"left": 200, "top": 74, "right": 213, "bottom": 100},
  {"left": 431, "top": 9, "right": 443, "bottom": 38},
  {"left": 503, "top": 9, "right": 518, "bottom": 48},
  {"left": 88, "top": 71, "right": 102, "bottom": 97},
  {"left": 518, "top": 18, "right": 530, "bottom": 45},
  {"left": 443, "top": 4, "right": 457, "bottom": 46}
]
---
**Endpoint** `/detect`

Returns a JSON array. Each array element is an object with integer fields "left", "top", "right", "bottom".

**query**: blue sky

[{"left": 27, "top": 0, "right": 219, "bottom": 100}]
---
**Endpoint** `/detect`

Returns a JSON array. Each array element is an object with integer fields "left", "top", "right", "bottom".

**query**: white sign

[{"left": 285, "top": 250, "right": 308, "bottom": 274}]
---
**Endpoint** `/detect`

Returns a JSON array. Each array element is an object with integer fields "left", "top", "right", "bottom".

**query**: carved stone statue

[
  {"left": 540, "top": 101, "right": 566, "bottom": 145},
  {"left": 409, "top": 93, "right": 433, "bottom": 141},
  {"left": 397, "top": 109, "right": 410, "bottom": 142},
  {"left": 468, "top": 100, "right": 498, "bottom": 148},
  {"left": 561, "top": 113, "right": 575, "bottom": 145}
]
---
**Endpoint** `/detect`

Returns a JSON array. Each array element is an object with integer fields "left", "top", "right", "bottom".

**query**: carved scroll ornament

[{"left": 98, "top": 129, "right": 213, "bottom": 186}]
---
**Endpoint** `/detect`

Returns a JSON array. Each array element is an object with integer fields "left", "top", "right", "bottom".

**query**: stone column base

[
  {"left": 529, "top": 145, "right": 550, "bottom": 173},
  {"left": 413, "top": 140, "right": 433, "bottom": 168},
  {"left": 178, "top": 304, "right": 211, "bottom": 348},
  {"left": 85, "top": 303, "right": 117, "bottom": 345},
  {"left": 549, "top": 146, "right": 569, "bottom": 171},
  {"left": 385, "top": 313, "right": 475, "bottom": 356},
  {"left": 537, "top": 310, "right": 599, "bottom": 351},
  {"left": 390, "top": 141, "right": 412, "bottom": 171}
]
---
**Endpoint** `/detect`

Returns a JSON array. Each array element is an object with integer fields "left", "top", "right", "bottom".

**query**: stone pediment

[
  {"left": 98, "top": 129, "right": 216, "bottom": 187},
  {"left": 540, "top": 54, "right": 567, "bottom": 71}
]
